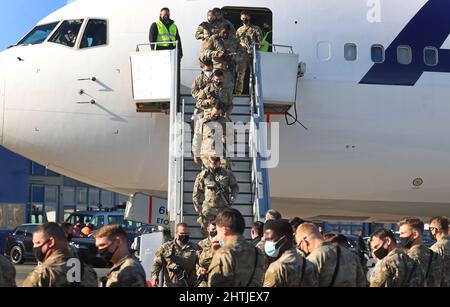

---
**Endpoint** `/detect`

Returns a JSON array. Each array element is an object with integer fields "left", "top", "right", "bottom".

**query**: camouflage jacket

[
  {"left": 198, "top": 237, "right": 214, "bottom": 270},
  {"left": 104, "top": 256, "right": 147, "bottom": 287},
  {"left": 192, "top": 114, "right": 233, "bottom": 158},
  {"left": 200, "top": 34, "right": 245, "bottom": 71},
  {"left": 192, "top": 167, "right": 239, "bottom": 210},
  {"left": 208, "top": 235, "right": 265, "bottom": 287},
  {"left": 196, "top": 82, "right": 234, "bottom": 114},
  {"left": 151, "top": 240, "right": 200, "bottom": 287},
  {"left": 264, "top": 247, "right": 318, "bottom": 287},
  {"left": 0, "top": 255, "right": 16, "bottom": 287},
  {"left": 430, "top": 236, "right": 450, "bottom": 287},
  {"left": 191, "top": 73, "right": 212, "bottom": 101},
  {"left": 370, "top": 248, "right": 424, "bottom": 287},
  {"left": 307, "top": 241, "right": 367, "bottom": 287},
  {"left": 23, "top": 249, "right": 98, "bottom": 287},
  {"left": 408, "top": 244, "right": 443, "bottom": 287},
  {"left": 236, "top": 24, "right": 263, "bottom": 50}
]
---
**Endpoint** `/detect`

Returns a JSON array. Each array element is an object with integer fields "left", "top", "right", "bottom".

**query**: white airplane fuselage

[{"left": 1, "top": 0, "right": 450, "bottom": 222}]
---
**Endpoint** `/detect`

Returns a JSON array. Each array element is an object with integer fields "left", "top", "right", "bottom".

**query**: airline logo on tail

[{"left": 360, "top": 0, "right": 450, "bottom": 86}]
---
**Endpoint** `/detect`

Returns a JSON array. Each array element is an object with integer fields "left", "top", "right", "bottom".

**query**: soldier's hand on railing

[{"left": 194, "top": 157, "right": 201, "bottom": 164}]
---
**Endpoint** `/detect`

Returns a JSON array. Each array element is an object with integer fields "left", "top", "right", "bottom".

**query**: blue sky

[{"left": 0, "top": 0, "right": 69, "bottom": 50}]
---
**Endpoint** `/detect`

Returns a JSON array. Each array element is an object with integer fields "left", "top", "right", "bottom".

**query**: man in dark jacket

[{"left": 149, "top": 7, "right": 183, "bottom": 58}]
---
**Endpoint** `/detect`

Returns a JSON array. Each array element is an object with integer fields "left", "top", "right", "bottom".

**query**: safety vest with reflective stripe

[
  {"left": 260, "top": 31, "right": 272, "bottom": 52},
  {"left": 156, "top": 20, "right": 178, "bottom": 47}
]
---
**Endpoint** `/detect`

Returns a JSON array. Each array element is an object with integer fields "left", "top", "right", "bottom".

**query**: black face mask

[
  {"left": 399, "top": 236, "right": 414, "bottom": 249},
  {"left": 98, "top": 243, "right": 119, "bottom": 263},
  {"left": 214, "top": 81, "right": 223, "bottom": 87},
  {"left": 374, "top": 243, "right": 389, "bottom": 260},
  {"left": 178, "top": 235, "right": 190, "bottom": 245},
  {"left": 33, "top": 239, "right": 50, "bottom": 262},
  {"left": 242, "top": 19, "right": 249, "bottom": 25},
  {"left": 162, "top": 16, "right": 170, "bottom": 23},
  {"left": 209, "top": 231, "right": 217, "bottom": 238}
]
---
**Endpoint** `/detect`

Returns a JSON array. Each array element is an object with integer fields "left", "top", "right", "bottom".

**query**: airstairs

[{"left": 126, "top": 42, "right": 300, "bottom": 242}]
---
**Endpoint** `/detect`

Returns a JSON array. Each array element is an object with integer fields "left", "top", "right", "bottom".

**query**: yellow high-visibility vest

[
  {"left": 156, "top": 20, "right": 178, "bottom": 47},
  {"left": 260, "top": 31, "right": 272, "bottom": 52}
]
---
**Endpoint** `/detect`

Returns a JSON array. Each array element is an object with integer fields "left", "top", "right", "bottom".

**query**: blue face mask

[{"left": 265, "top": 237, "right": 285, "bottom": 258}]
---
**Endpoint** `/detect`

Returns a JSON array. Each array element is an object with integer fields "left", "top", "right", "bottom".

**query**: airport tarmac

[{"left": 14, "top": 263, "right": 110, "bottom": 287}]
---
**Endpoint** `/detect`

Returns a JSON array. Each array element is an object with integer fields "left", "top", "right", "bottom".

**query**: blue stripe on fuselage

[{"left": 360, "top": 0, "right": 450, "bottom": 86}]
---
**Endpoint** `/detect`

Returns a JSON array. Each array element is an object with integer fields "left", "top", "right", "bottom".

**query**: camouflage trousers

[
  {"left": 235, "top": 60, "right": 249, "bottom": 95},
  {"left": 197, "top": 205, "right": 228, "bottom": 237}
]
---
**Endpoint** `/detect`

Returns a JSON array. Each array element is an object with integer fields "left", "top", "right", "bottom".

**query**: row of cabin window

[
  {"left": 18, "top": 19, "right": 107, "bottom": 49},
  {"left": 344, "top": 43, "right": 439, "bottom": 66}
]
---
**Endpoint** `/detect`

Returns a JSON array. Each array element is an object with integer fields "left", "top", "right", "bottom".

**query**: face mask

[
  {"left": 178, "top": 235, "right": 190, "bottom": 245},
  {"left": 209, "top": 231, "right": 217, "bottom": 238},
  {"left": 214, "top": 81, "right": 223, "bottom": 87},
  {"left": 399, "top": 236, "right": 414, "bottom": 249},
  {"left": 205, "top": 71, "right": 213, "bottom": 78},
  {"left": 242, "top": 19, "right": 249, "bottom": 25},
  {"left": 162, "top": 16, "right": 170, "bottom": 22},
  {"left": 265, "top": 237, "right": 285, "bottom": 258},
  {"left": 219, "top": 240, "right": 225, "bottom": 248},
  {"left": 98, "top": 241, "right": 119, "bottom": 263},
  {"left": 33, "top": 239, "right": 50, "bottom": 262},
  {"left": 374, "top": 242, "right": 389, "bottom": 260}
]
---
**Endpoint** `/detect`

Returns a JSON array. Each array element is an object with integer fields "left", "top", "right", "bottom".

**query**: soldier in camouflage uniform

[
  {"left": 192, "top": 103, "right": 233, "bottom": 168},
  {"left": 263, "top": 220, "right": 318, "bottom": 287},
  {"left": 235, "top": 11, "right": 263, "bottom": 95},
  {"left": 0, "top": 254, "right": 16, "bottom": 287},
  {"left": 95, "top": 224, "right": 147, "bottom": 287},
  {"left": 192, "top": 157, "right": 239, "bottom": 235},
  {"left": 23, "top": 223, "right": 98, "bottom": 287},
  {"left": 212, "top": 8, "right": 236, "bottom": 38},
  {"left": 196, "top": 222, "right": 218, "bottom": 287},
  {"left": 191, "top": 59, "right": 214, "bottom": 101},
  {"left": 399, "top": 218, "right": 442, "bottom": 287},
  {"left": 151, "top": 223, "right": 199, "bottom": 287},
  {"left": 429, "top": 216, "right": 450, "bottom": 287},
  {"left": 369, "top": 228, "right": 424, "bottom": 287},
  {"left": 296, "top": 223, "right": 367, "bottom": 287},
  {"left": 196, "top": 70, "right": 234, "bottom": 118},
  {"left": 208, "top": 209, "right": 265, "bottom": 287},
  {"left": 195, "top": 10, "right": 217, "bottom": 54},
  {"left": 201, "top": 26, "right": 245, "bottom": 92}
]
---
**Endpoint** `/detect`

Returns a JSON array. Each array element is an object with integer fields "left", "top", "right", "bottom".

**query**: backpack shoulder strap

[{"left": 328, "top": 246, "right": 341, "bottom": 287}]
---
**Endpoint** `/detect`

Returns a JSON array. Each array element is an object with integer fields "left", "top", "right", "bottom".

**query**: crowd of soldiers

[{"left": 149, "top": 210, "right": 450, "bottom": 288}]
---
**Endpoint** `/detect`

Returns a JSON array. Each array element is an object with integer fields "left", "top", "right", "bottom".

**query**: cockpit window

[
  {"left": 49, "top": 19, "right": 84, "bottom": 47},
  {"left": 80, "top": 19, "right": 108, "bottom": 49},
  {"left": 18, "top": 22, "right": 59, "bottom": 46}
]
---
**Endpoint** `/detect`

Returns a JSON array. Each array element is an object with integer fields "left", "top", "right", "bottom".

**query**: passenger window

[
  {"left": 371, "top": 44, "right": 385, "bottom": 63},
  {"left": 397, "top": 45, "right": 412, "bottom": 65},
  {"left": 80, "top": 19, "right": 108, "bottom": 49},
  {"left": 424, "top": 47, "right": 438, "bottom": 66},
  {"left": 344, "top": 43, "right": 357, "bottom": 61},
  {"left": 18, "top": 22, "right": 59, "bottom": 46},
  {"left": 49, "top": 19, "right": 84, "bottom": 47}
]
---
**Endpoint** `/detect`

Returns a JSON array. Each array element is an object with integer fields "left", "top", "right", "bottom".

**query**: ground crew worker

[
  {"left": 201, "top": 26, "right": 244, "bottom": 92},
  {"left": 0, "top": 254, "right": 16, "bottom": 287},
  {"left": 212, "top": 8, "right": 236, "bottom": 37},
  {"left": 196, "top": 222, "right": 218, "bottom": 287},
  {"left": 151, "top": 223, "right": 199, "bottom": 287},
  {"left": 192, "top": 157, "right": 239, "bottom": 235},
  {"left": 23, "top": 222, "right": 98, "bottom": 287},
  {"left": 149, "top": 8, "right": 183, "bottom": 56},
  {"left": 260, "top": 20, "right": 273, "bottom": 52},
  {"left": 263, "top": 219, "right": 318, "bottom": 287},
  {"left": 429, "top": 216, "right": 450, "bottom": 287},
  {"left": 94, "top": 224, "right": 147, "bottom": 287},
  {"left": 208, "top": 208, "right": 265, "bottom": 287},
  {"left": 296, "top": 223, "right": 367, "bottom": 287},
  {"left": 235, "top": 11, "right": 263, "bottom": 95},
  {"left": 369, "top": 228, "right": 424, "bottom": 287},
  {"left": 195, "top": 10, "right": 217, "bottom": 53},
  {"left": 192, "top": 103, "right": 233, "bottom": 168},
  {"left": 196, "top": 70, "right": 234, "bottom": 118},
  {"left": 399, "top": 218, "right": 442, "bottom": 287}
]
